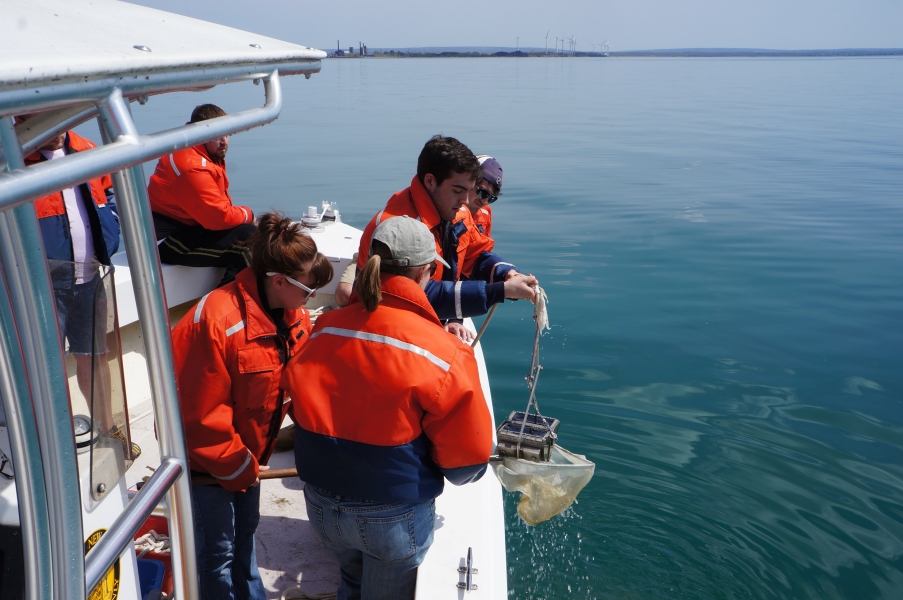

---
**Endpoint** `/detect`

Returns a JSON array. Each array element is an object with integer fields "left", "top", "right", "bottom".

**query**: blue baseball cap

[{"left": 477, "top": 155, "right": 503, "bottom": 191}]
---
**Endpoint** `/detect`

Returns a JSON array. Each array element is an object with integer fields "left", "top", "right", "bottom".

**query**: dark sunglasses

[{"left": 475, "top": 188, "right": 500, "bottom": 204}]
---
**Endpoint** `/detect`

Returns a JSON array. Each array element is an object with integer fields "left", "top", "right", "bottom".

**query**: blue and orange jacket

[
  {"left": 472, "top": 206, "right": 492, "bottom": 237},
  {"left": 171, "top": 267, "right": 312, "bottom": 492},
  {"left": 147, "top": 145, "right": 254, "bottom": 231},
  {"left": 25, "top": 132, "right": 120, "bottom": 265},
  {"left": 283, "top": 274, "right": 493, "bottom": 504},
  {"left": 357, "top": 175, "right": 516, "bottom": 320}
]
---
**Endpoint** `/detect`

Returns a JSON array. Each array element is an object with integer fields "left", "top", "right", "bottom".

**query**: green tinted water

[{"left": 125, "top": 56, "right": 903, "bottom": 599}]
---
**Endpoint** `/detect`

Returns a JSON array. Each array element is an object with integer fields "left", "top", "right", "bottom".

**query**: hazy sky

[{"left": 130, "top": 0, "right": 903, "bottom": 52}]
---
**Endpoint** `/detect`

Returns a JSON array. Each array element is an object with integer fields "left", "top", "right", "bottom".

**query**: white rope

[
  {"left": 533, "top": 284, "right": 550, "bottom": 333},
  {"left": 134, "top": 530, "right": 170, "bottom": 558},
  {"left": 515, "top": 285, "right": 554, "bottom": 458}
]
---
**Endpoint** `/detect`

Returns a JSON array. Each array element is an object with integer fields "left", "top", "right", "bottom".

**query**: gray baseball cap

[{"left": 371, "top": 216, "right": 451, "bottom": 269}]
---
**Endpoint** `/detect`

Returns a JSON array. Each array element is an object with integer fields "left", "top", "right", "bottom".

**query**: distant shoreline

[{"left": 329, "top": 48, "right": 903, "bottom": 59}]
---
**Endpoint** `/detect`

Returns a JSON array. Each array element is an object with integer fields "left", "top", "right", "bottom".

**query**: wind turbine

[
  {"left": 604, "top": 40, "right": 610, "bottom": 56},
  {"left": 545, "top": 30, "right": 550, "bottom": 55}
]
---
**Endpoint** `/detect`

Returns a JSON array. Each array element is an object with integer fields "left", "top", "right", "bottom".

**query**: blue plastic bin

[{"left": 136, "top": 558, "right": 165, "bottom": 599}]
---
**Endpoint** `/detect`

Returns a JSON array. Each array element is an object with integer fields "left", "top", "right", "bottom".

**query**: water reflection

[{"left": 507, "top": 369, "right": 903, "bottom": 599}]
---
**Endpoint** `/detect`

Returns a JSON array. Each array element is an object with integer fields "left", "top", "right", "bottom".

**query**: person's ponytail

[{"left": 357, "top": 254, "right": 382, "bottom": 312}]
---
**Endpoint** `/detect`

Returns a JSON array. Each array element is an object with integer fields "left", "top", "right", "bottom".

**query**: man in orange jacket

[
  {"left": 357, "top": 135, "right": 537, "bottom": 342},
  {"left": 285, "top": 216, "right": 493, "bottom": 600},
  {"left": 148, "top": 104, "right": 256, "bottom": 286}
]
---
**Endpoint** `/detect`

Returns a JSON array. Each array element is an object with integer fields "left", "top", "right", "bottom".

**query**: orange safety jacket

[
  {"left": 26, "top": 131, "right": 120, "bottom": 264},
  {"left": 357, "top": 176, "right": 516, "bottom": 321},
  {"left": 147, "top": 144, "right": 254, "bottom": 230},
  {"left": 171, "top": 267, "right": 311, "bottom": 491},
  {"left": 472, "top": 205, "right": 492, "bottom": 238},
  {"left": 357, "top": 175, "right": 495, "bottom": 281},
  {"left": 284, "top": 274, "right": 493, "bottom": 504}
]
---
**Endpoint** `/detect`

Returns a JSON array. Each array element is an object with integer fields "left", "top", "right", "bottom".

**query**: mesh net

[{"left": 493, "top": 445, "right": 595, "bottom": 525}]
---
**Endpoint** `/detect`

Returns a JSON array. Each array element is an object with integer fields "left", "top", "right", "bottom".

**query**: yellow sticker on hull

[{"left": 85, "top": 528, "right": 121, "bottom": 600}]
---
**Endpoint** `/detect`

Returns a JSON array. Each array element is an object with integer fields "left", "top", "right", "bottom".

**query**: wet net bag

[
  {"left": 492, "top": 285, "right": 595, "bottom": 525},
  {"left": 493, "top": 446, "right": 595, "bottom": 525}
]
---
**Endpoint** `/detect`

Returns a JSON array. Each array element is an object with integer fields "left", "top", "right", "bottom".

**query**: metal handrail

[
  {"left": 95, "top": 84, "right": 207, "bottom": 600},
  {"left": 84, "top": 458, "right": 184, "bottom": 596},
  {"left": 0, "top": 59, "right": 319, "bottom": 116},
  {"left": 0, "top": 243, "right": 53, "bottom": 600},
  {"left": 16, "top": 104, "right": 98, "bottom": 159},
  {"left": 0, "top": 66, "right": 292, "bottom": 600},
  {"left": 0, "top": 72, "right": 284, "bottom": 213},
  {"left": 0, "top": 117, "right": 85, "bottom": 600}
]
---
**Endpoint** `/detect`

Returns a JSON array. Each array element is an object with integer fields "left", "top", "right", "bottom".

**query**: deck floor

[{"left": 125, "top": 406, "right": 340, "bottom": 599}]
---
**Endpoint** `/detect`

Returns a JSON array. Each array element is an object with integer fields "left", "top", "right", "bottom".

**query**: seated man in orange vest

[
  {"left": 357, "top": 135, "right": 537, "bottom": 341},
  {"left": 147, "top": 104, "right": 256, "bottom": 286}
]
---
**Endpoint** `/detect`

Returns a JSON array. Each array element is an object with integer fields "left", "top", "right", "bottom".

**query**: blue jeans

[
  {"left": 304, "top": 485, "right": 435, "bottom": 600},
  {"left": 191, "top": 483, "right": 266, "bottom": 600}
]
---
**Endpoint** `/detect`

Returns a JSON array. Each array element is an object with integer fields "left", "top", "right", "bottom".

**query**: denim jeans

[
  {"left": 304, "top": 485, "right": 436, "bottom": 600},
  {"left": 191, "top": 483, "right": 266, "bottom": 600}
]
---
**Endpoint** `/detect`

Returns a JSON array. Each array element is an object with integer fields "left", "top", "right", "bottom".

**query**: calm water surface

[{"left": 122, "top": 56, "right": 903, "bottom": 599}]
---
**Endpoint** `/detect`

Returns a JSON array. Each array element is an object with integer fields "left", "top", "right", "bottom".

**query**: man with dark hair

[
  {"left": 358, "top": 135, "right": 536, "bottom": 339},
  {"left": 148, "top": 103, "right": 255, "bottom": 286}
]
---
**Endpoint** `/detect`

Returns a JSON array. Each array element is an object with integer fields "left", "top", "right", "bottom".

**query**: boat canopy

[{"left": 2, "top": 0, "right": 323, "bottom": 90}]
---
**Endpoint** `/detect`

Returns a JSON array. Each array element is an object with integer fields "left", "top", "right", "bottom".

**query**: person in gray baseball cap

[
  {"left": 357, "top": 215, "right": 450, "bottom": 310},
  {"left": 471, "top": 155, "right": 503, "bottom": 237},
  {"left": 285, "top": 214, "right": 493, "bottom": 599}
]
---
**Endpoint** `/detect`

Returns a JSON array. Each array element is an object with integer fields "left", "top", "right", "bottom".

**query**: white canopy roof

[{"left": 1, "top": 0, "right": 325, "bottom": 88}]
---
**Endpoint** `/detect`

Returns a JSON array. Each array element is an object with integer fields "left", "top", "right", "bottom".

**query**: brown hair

[
  {"left": 356, "top": 240, "right": 423, "bottom": 312},
  {"left": 247, "top": 213, "right": 333, "bottom": 288},
  {"left": 190, "top": 104, "right": 227, "bottom": 123},
  {"left": 416, "top": 135, "right": 482, "bottom": 187}
]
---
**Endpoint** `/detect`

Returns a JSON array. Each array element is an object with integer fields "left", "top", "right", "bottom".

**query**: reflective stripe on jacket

[
  {"left": 171, "top": 267, "right": 311, "bottom": 491},
  {"left": 357, "top": 175, "right": 516, "bottom": 320},
  {"left": 284, "top": 274, "right": 493, "bottom": 504},
  {"left": 147, "top": 145, "right": 254, "bottom": 230},
  {"left": 26, "top": 132, "right": 120, "bottom": 265},
  {"left": 473, "top": 206, "right": 492, "bottom": 237}
]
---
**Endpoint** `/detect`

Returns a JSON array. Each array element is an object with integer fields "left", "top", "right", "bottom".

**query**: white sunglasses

[{"left": 266, "top": 272, "right": 316, "bottom": 298}]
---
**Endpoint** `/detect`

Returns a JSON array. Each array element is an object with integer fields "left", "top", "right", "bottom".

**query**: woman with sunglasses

[
  {"left": 170, "top": 212, "right": 332, "bottom": 600},
  {"left": 471, "top": 155, "right": 503, "bottom": 237}
]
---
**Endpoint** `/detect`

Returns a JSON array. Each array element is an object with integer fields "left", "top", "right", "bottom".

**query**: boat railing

[{"left": 0, "top": 56, "right": 318, "bottom": 600}]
